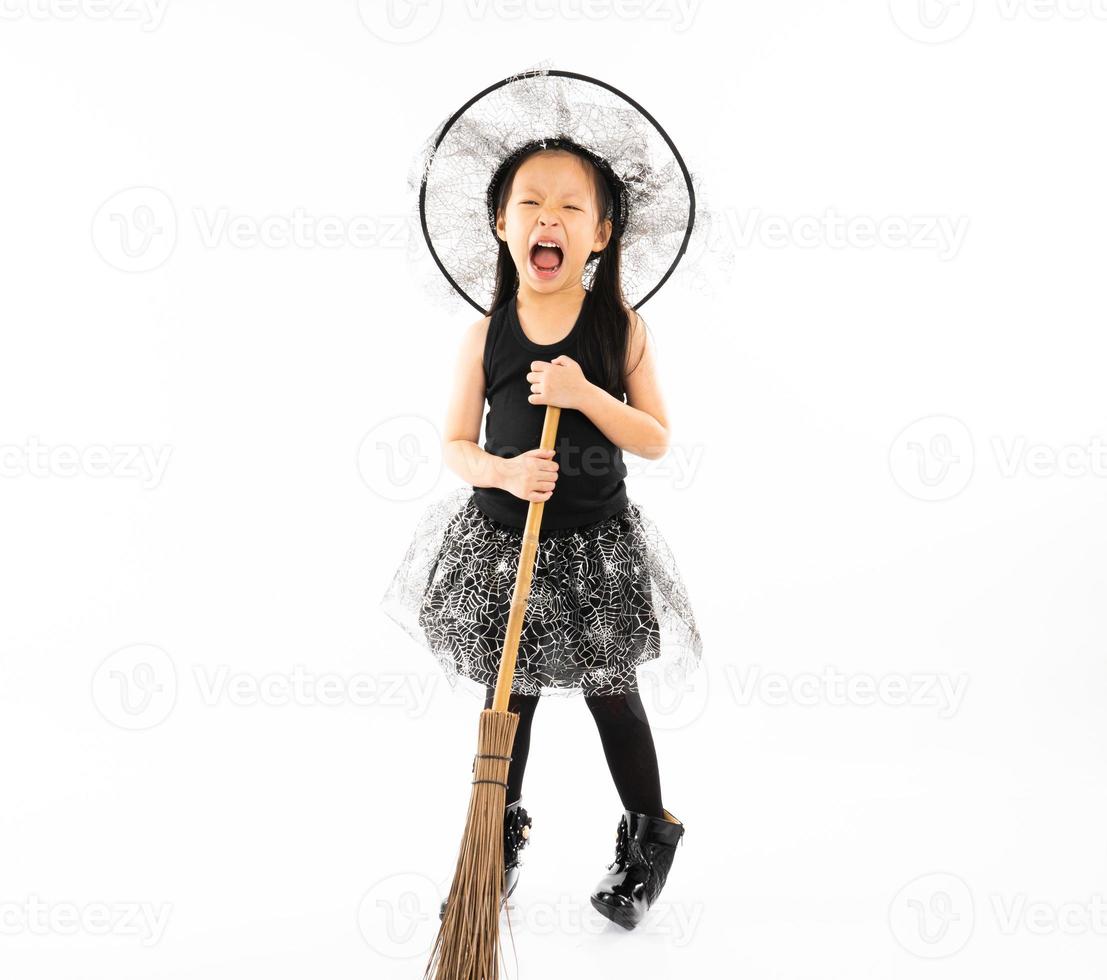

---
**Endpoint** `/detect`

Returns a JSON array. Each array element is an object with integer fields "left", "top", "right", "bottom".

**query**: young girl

[{"left": 382, "top": 80, "right": 703, "bottom": 932}]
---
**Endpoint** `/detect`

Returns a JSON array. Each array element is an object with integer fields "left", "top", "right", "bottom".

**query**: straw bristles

[{"left": 424, "top": 707, "right": 521, "bottom": 980}]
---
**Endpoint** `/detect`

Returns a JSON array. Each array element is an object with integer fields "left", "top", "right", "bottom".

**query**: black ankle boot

[
  {"left": 439, "top": 799, "right": 532, "bottom": 921},
  {"left": 590, "top": 808, "right": 685, "bottom": 930}
]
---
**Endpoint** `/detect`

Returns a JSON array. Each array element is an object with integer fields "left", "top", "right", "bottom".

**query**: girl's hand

[
  {"left": 500, "top": 448, "right": 559, "bottom": 503},
  {"left": 526, "top": 356, "right": 592, "bottom": 411}
]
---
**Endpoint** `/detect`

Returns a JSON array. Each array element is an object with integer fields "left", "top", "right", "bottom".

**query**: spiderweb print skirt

[{"left": 379, "top": 486, "right": 703, "bottom": 699}]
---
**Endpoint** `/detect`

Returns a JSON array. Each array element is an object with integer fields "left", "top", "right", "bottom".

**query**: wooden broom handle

[{"left": 490, "top": 404, "right": 560, "bottom": 713}]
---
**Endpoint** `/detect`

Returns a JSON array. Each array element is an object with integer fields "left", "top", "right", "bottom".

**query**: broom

[{"left": 423, "top": 403, "right": 561, "bottom": 980}]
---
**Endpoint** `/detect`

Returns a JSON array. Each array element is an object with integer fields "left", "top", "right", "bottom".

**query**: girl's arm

[
  {"left": 577, "top": 311, "right": 670, "bottom": 460},
  {"left": 442, "top": 315, "right": 509, "bottom": 488}
]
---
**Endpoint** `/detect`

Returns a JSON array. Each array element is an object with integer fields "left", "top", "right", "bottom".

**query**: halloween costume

[{"left": 380, "top": 66, "right": 705, "bottom": 932}]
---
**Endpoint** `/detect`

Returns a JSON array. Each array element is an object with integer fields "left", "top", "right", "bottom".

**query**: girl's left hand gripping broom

[{"left": 423, "top": 403, "right": 561, "bottom": 980}]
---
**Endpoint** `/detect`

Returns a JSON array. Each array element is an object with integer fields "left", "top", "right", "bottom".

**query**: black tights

[{"left": 483, "top": 686, "right": 664, "bottom": 818}]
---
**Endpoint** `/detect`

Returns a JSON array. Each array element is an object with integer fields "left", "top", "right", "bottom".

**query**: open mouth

[{"left": 529, "top": 242, "right": 563, "bottom": 279}]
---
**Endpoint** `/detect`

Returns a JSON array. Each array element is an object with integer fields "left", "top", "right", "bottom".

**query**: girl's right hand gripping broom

[{"left": 423, "top": 403, "right": 561, "bottom": 980}]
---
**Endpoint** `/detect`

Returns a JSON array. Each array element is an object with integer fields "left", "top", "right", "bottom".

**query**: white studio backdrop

[{"left": 2, "top": 3, "right": 1106, "bottom": 979}]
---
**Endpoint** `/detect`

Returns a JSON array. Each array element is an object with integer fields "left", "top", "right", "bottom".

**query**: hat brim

[{"left": 414, "top": 69, "right": 696, "bottom": 315}]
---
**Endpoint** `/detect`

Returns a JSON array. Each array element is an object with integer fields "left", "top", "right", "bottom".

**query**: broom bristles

[{"left": 424, "top": 707, "right": 521, "bottom": 980}]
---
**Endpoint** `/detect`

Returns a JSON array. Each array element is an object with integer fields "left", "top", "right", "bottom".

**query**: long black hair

[{"left": 486, "top": 138, "right": 644, "bottom": 399}]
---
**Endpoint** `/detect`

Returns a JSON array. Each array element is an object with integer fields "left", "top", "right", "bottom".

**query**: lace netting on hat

[{"left": 406, "top": 65, "right": 723, "bottom": 315}]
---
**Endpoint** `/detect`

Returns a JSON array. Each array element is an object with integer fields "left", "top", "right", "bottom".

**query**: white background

[{"left": 2, "top": 1, "right": 1106, "bottom": 978}]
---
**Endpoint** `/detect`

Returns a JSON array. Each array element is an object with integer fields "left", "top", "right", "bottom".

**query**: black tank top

[{"left": 472, "top": 291, "right": 628, "bottom": 531}]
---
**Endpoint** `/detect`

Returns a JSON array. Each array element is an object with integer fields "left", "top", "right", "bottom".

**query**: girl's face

[{"left": 495, "top": 150, "right": 612, "bottom": 293}]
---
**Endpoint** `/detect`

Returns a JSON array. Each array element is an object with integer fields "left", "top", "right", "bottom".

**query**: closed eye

[{"left": 521, "top": 200, "right": 582, "bottom": 210}]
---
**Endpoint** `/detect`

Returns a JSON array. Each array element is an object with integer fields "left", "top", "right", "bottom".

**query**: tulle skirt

[{"left": 379, "top": 486, "right": 703, "bottom": 699}]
